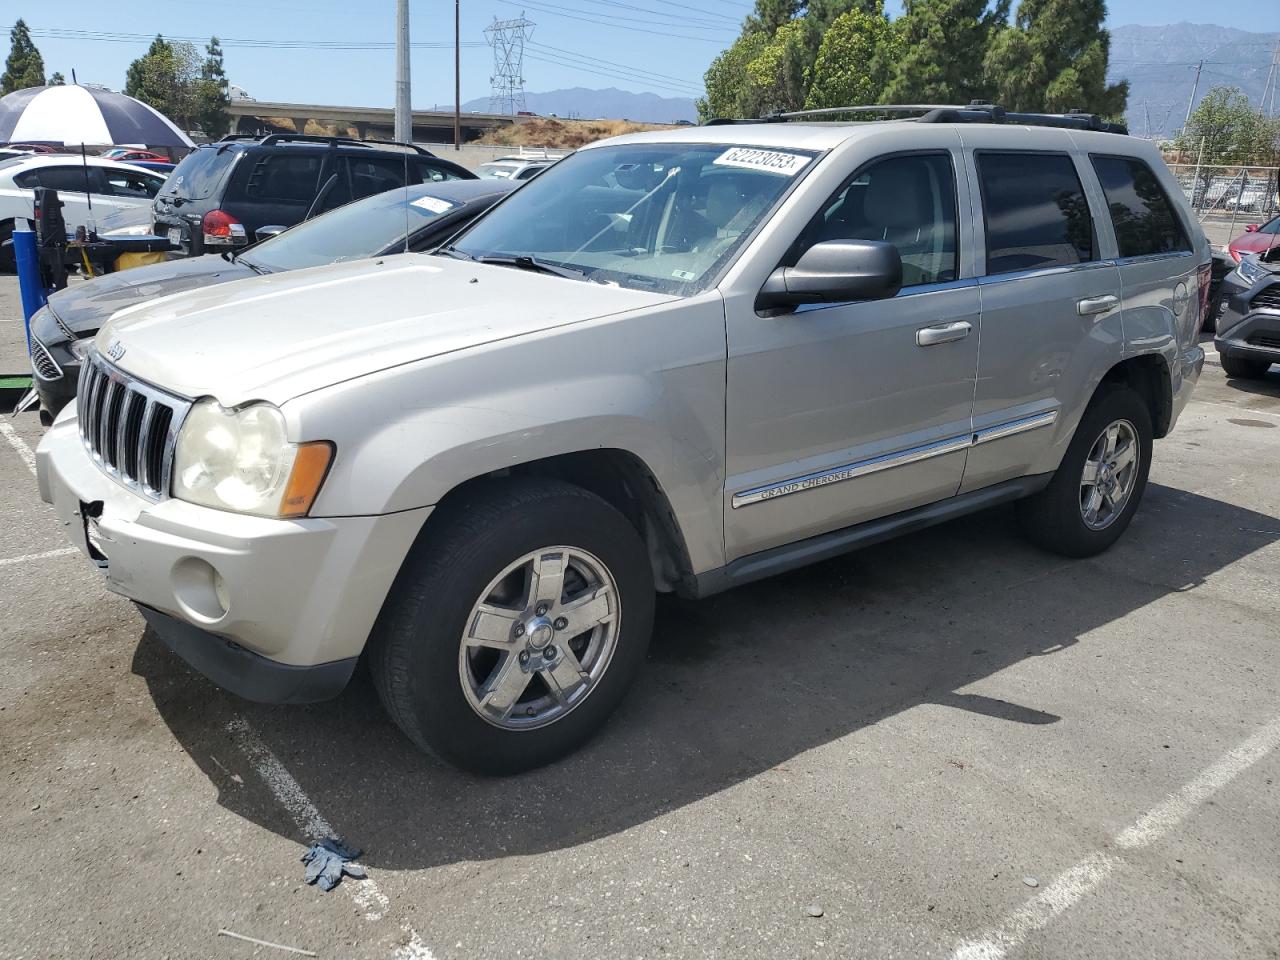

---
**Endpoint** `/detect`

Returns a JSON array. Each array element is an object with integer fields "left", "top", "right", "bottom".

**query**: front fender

[{"left": 285, "top": 297, "right": 729, "bottom": 576}]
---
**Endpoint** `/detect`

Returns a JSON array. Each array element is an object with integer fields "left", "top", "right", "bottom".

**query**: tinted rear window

[
  {"left": 162, "top": 147, "right": 239, "bottom": 201},
  {"left": 1090, "top": 155, "right": 1190, "bottom": 258},
  {"left": 978, "top": 152, "right": 1096, "bottom": 275}
]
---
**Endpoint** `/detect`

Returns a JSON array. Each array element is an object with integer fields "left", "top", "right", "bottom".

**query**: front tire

[
  {"left": 1016, "top": 385, "right": 1153, "bottom": 558},
  {"left": 1220, "top": 351, "right": 1272, "bottom": 380},
  {"left": 368, "top": 479, "right": 655, "bottom": 775}
]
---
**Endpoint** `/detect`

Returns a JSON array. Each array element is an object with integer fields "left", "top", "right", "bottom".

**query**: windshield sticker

[
  {"left": 713, "top": 147, "right": 811, "bottom": 176},
  {"left": 411, "top": 196, "right": 456, "bottom": 214},
  {"left": 672, "top": 269, "right": 697, "bottom": 281}
]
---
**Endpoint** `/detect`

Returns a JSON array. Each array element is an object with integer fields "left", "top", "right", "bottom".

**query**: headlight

[
  {"left": 173, "top": 400, "right": 333, "bottom": 518},
  {"left": 1235, "top": 255, "right": 1266, "bottom": 287}
]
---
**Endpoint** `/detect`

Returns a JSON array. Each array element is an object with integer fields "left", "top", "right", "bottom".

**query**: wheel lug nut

[
  {"left": 544, "top": 645, "right": 557, "bottom": 661},
  {"left": 519, "top": 650, "right": 530, "bottom": 664},
  {"left": 553, "top": 617, "right": 568, "bottom": 631},
  {"left": 514, "top": 623, "right": 525, "bottom": 637},
  {"left": 536, "top": 603, "right": 549, "bottom": 616}
]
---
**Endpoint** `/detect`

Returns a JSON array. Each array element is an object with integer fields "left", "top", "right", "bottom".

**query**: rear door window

[
  {"left": 349, "top": 157, "right": 411, "bottom": 200},
  {"left": 977, "top": 152, "right": 1097, "bottom": 275},
  {"left": 419, "top": 159, "right": 463, "bottom": 182},
  {"left": 18, "top": 166, "right": 107, "bottom": 194},
  {"left": 1090, "top": 155, "right": 1191, "bottom": 258},
  {"left": 103, "top": 169, "right": 163, "bottom": 199},
  {"left": 246, "top": 154, "right": 323, "bottom": 203}
]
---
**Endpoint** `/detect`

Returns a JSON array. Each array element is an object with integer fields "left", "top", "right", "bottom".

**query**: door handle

[
  {"left": 1076, "top": 294, "right": 1119, "bottom": 317},
  {"left": 916, "top": 320, "right": 972, "bottom": 346}
]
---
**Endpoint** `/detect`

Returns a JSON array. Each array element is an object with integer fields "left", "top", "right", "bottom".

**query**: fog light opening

[{"left": 172, "top": 557, "right": 229, "bottom": 622}]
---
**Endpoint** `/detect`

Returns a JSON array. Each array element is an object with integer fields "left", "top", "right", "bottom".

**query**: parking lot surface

[{"left": 2, "top": 275, "right": 1278, "bottom": 960}]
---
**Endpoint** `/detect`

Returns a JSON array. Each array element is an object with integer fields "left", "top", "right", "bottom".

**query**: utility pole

[
  {"left": 1183, "top": 59, "right": 1203, "bottom": 129},
  {"left": 454, "top": 0, "right": 461, "bottom": 150},
  {"left": 395, "top": 0, "right": 412, "bottom": 143},
  {"left": 1264, "top": 39, "right": 1280, "bottom": 117}
]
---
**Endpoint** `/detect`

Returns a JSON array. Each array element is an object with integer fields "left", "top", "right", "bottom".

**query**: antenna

[{"left": 485, "top": 15, "right": 534, "bottom": 116}]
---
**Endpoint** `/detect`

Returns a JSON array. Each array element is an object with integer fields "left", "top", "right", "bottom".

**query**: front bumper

[
  {"left": 36, "top": 410, "right": 432, "bottom": 703},
  {"left": 1215, "top": 275, "right": 1280, "bottom": 364}
]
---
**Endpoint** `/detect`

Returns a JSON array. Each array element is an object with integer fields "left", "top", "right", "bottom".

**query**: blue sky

[{"left": 17, "top": 1, "right": 1274, "bottom": 109}]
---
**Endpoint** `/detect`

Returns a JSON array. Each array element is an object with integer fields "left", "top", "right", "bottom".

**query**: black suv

[{"left": 153, "top": 134, "right": 474, "bottom": 256}]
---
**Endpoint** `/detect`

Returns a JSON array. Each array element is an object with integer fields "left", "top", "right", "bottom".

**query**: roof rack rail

[
  {"left": 704, "top": 101, "right": 1127, "bottom": 134},
  {"left": 215, "top": 133, "right": 436, "bottom": 155}
]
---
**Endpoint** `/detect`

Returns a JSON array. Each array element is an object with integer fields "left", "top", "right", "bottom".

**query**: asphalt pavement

[{"left": 1, "top": 274, "right": 1278, "bottom": 960}]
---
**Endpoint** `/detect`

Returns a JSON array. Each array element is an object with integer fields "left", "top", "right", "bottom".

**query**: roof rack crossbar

[
  {"left": 215, "top": 133, "right": 434, "bottom": 155},
  {"left": 704, "top": 101, "right": 1126, "bottom": 135}
]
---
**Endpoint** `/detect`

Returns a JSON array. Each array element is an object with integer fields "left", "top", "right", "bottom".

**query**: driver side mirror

[
  {"left": 1245, "top": 224, "right": 1260, "bottom": 233},
  {"left": 255, "top": 224, "right": 289, "bottom": 241},
  {"left": 757, "top": 239, "right": 903, "bottom": 313}
]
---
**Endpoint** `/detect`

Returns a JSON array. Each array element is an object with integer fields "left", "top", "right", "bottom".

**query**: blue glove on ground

[{"left": 301, "top": 838, "right": 368, "bottom": 891}]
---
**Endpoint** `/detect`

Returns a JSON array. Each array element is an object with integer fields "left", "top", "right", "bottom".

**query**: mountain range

[
  {"left": 454, "top": 23, "right": 1277, "bottom": 136},
  {"left": 459, "top": 87, "right": 698, "bottom": 124}
]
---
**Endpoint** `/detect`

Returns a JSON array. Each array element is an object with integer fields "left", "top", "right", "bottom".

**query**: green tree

[
  {"left": 48, "top": 71, "right": 65, "bottom": 85},
  {"left": 1174, "top": 86, "right": 1280, "bottom": 166},
  {"left": 878, "top": 0, "right": 1008, "bottom": 105},
  {"left": 983, "top": 0, "right": 1126, "bottom": 117},
  {"left": 745, "top": 19, "right": 810, "bottom": 114},
  {"left": 806, "top": 8, "right": 900, "bottom": 109},
  {"left": 698, "top": 31, "right": 771, "bottom": 121},
  {"left": 744, "top": 0, "right": 805, "bottom": 35},
  {"left": 192, "top": 36, "right": 230, "bottom": 137},
  {"left": 2, "top": 19, "right": 46, "bottom": 95},
  {"left": 125, "top": 36, "right": 200, "bottom": 130}
]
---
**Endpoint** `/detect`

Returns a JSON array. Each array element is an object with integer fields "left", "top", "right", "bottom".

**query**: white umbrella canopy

[{"left": 0, "top": 85, "right": 194, "bottom": 148}]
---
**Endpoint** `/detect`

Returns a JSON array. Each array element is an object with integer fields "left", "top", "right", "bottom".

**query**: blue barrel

[{"left": 13, "top": 225, "right": 45, "bottom": 356}]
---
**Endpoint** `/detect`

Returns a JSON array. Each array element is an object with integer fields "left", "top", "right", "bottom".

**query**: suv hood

[
  {"left": 49, "top": 255, "right": 254, "bottom": 336},
  {"left": 97, "top": 255, "right": 677, "bottom": 405}
]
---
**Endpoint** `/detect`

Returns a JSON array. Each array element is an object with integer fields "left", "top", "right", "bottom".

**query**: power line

[
  {"left": 494, "top": 0, "right": 730, "bottom": 42},
  {"left": 526, "top": 40, "right": 701, "bottom": 89},
  {"left": 29, "top": 27, "right": 485, "bottom": 50},
  {"left": 523, "top": 52, "right": 699, "bottom": 96}
]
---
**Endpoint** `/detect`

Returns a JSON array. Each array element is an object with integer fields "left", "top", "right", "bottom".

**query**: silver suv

[{"left": 37, "top": 107, "right": 1210, "bottom": 774}]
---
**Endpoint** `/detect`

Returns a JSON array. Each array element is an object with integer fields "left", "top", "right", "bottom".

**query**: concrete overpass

[{"left": 224, "top": 100, "right": 519, "bottom": 145}]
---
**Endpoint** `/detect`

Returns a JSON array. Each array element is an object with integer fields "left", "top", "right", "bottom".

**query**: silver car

[{"left": 37, "top": 108, "right": 1210, "bottom": 774}]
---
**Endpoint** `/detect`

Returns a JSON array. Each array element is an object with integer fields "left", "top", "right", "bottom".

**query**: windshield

[
  {"left": 160, "top": 146, "right": 238, "bottom": 200},
  {"left": 478, "top": 162, "right": 517, "bottom": 180},
  {"left": 241, "top": 186, "right": 462, "bottom": 272},
  {"left": 451, "top": 143, "right": 815, "bottom": 295}
]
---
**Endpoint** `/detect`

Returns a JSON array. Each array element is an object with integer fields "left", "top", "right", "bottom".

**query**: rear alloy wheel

[
  {"left": 1017, "top": 385, "right": 1153, "bottom": 557},
  {"left": 369, "top": 479, "right": 654, "bottom": 775}
]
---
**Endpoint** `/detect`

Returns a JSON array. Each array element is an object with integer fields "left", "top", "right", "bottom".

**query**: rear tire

[
  {"left": 368, "top": 478, "right": 655, "bottom": 775},
  {"left": 0, "top": 220, "right": 16, "bottom": 272},
  {"left": 1220, "top": 351, "right": 1272, "bottom": 380},
  {"left": 1016, "top": 385, "right": 1153, "bottom": 558}
]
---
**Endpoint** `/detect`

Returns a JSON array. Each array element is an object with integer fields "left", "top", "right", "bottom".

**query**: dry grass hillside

[{"left": 477, "top": 117, "right": 670, "bottom": 150}]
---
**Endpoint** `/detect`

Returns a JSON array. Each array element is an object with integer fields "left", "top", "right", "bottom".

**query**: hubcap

[
  {"left": 1079, "top": 418, "right": 1140, "bottom": 531},
  {"left": 458, "top": 546, "right": 621, "bottom": 730}
]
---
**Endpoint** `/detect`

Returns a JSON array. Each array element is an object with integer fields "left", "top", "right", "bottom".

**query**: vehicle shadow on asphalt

[{"left": 130, "top": 483, "right": 1280, "bottom": 870}]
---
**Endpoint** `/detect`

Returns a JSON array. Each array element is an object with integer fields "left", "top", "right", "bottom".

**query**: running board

[{"left": 688, "top": 474, "right": 1052, "bottom": 599}]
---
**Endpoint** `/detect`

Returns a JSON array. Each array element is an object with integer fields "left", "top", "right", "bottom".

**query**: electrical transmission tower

[{"left": 485, "top": 15, "right": 534, "bottom": 115}]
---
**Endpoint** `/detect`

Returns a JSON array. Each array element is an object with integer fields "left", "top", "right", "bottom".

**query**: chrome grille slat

[{"left": 77, "top": 346, "right": 192, "bottom": 500}]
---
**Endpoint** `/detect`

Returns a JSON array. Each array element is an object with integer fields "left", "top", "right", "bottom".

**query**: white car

[
  {"left": 477, "top": 153, "right": 562, "bottom": 182},
  {"left": 0, "top": 154, "right": 167, "bottom": 268}
]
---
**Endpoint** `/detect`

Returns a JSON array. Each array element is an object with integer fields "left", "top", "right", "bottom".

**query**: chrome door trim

[
  {"left": 732, "top": 409, "right": 1060, "bottom": 508},
  {"left": 732, "top": 434, "right": 971, "bottom": 509},
  {"left": 971, "top": 409, "right": 1058, "bottom": 446}
]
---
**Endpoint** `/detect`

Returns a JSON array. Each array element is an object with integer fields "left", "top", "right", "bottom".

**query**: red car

[
  {"left": 1226, "top": 214, "right": 1280, "bottom": 262},
  {"left": 99, "top": 148, "right": 169, "bottom": 162}
]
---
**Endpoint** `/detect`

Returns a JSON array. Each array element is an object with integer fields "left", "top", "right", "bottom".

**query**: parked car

[
  {"left": 38, "top": 107, "right": 1210, "bottom": 774},
  {"left": 100, "top": 148, "right": 170, "bottom": 163},
  {"left": 477, "top": 154, "right": 560, "bottom": 181},
  {"left": 1214, "top": 249, "right": 1280, "bottom": 379},
  {"left": 0, "top": 155, "right": 167, "bottom": 269},
  {"left": 27, "top": 178, "right": 517, "bottom": 416},
  {"left": 1225, "top": 214, "right": 1280, "bottom": 263},
  {"left": 152, "top": 134, "right": 474, "bottom": 258}
]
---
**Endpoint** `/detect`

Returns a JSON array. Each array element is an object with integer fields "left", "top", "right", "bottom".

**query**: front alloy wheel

[
  {"left": 460, "top": 546, "right": 620, "bottom": 729},
  {"left": 369, "top": 479, "right": 654, "bottom": 775}
]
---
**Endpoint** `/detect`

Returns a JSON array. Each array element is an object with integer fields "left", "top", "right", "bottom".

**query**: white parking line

[
  {"left": 0, "top": 546, "right": 78, "bottom": 567},
  {"left": 1191, "top": 399, "right": 1280, "bottom": 420},
  {"left": 0, "top": 421, "right": 37, "bottom": 476},
  {"left": 951, "top": 715, "right": 1280, "bottom": 960},
  {"left": 225, "top": 716, "right": 436, "bottom": 959}
]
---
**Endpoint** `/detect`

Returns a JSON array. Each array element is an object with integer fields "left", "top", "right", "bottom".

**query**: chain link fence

[{"left": 1167, "top": 163, "right": 1279, "bottom": 242}]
